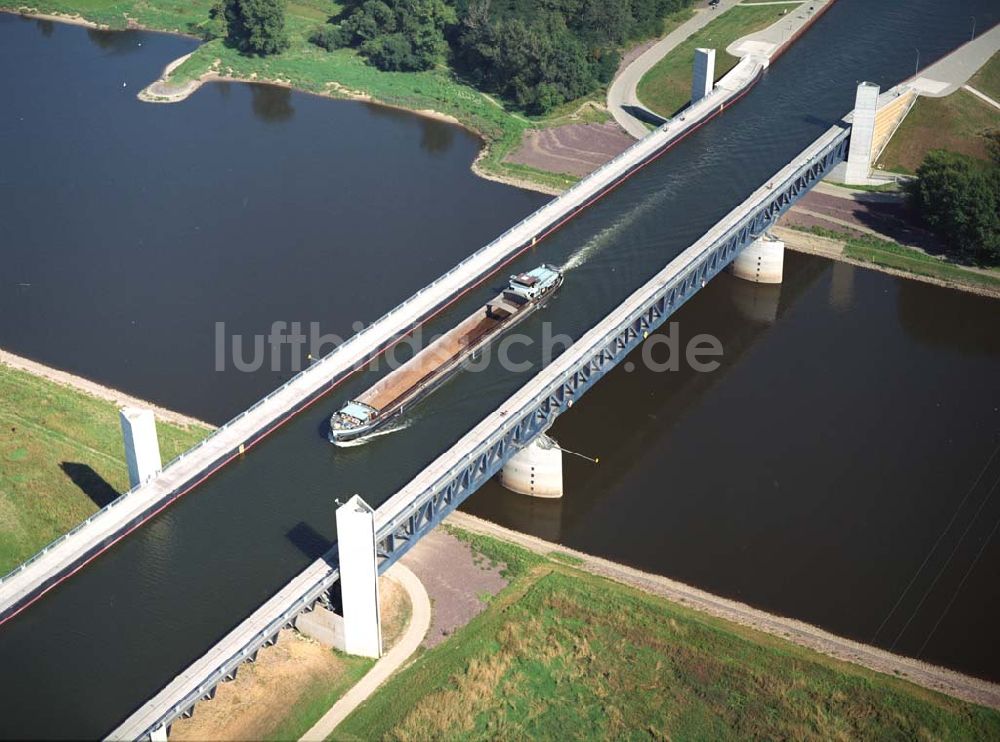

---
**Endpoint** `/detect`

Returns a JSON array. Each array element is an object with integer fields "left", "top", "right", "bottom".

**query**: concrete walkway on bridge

[{"left": 908, "top": 22, "right": 1000, "bottom": 97}]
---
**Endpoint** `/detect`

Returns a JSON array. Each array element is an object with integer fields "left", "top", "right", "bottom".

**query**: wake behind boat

[{"left": 328, "top": 264, "right": 564, "bottom": 443}]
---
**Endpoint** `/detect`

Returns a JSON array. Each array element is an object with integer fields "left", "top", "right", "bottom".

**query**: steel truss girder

[{"left": 373, "top": 128, "right": 849, "bottom": 574}]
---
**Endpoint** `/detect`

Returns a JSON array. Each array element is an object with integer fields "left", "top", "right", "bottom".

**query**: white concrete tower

[
  {"left": 336, "top": 495, "right": 382, "bottom": 658},
  {"left": 119, "top": 407, "right": 162, "bottom": 489},
  {"left": 845, "top": 81, "right": 880, "bottom": 184},
  {"left": 691, "top": 48, "right": 716, "bottom": 104},
  {"left": 729, "top": 235, "right": 785, "bottom": 284},
  {"left": 500, "top": 433, "right": 563, "bottom": 498}
]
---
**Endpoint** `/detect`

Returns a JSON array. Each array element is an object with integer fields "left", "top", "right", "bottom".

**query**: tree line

[
  {"left": 311, "top": 0, "right": 694, "bottom": 113},
  {"left": 910, "top": 137, "right": 1000, "bottom": 267}
]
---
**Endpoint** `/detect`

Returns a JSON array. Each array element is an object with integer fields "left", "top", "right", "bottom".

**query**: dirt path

[
  {"left": 0, "top": 348, "right": 214, "bottom": 429},
  {"left": 447, "top": 511, "right": 1000, "bottom": 710}
]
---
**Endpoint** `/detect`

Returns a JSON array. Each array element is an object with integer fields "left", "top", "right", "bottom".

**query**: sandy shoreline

[
  {"left": 5, "top": 7, "right": 105, "bottom": 28},
  {"left": 0, "top": 348, "right": 215, "bottom": 430}
]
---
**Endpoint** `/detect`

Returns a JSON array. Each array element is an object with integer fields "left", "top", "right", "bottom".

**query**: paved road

[
  {"left": 607, "top": 0, "right": 745, "bottom": 138},
  {"left": 607, "top": 0, "right": 832, "bottom": 139},
  {"left": 909, "top": 21, "right": 1000, "bottom": 96}
]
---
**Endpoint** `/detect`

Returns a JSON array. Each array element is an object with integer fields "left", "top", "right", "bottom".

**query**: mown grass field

[
  {"left": 333, "top": 530, "right": 1000, "bottom": 741},
  {"left": 792, "top": 226, "right": 1000, "bottom": 293},
  {"left": 969, "top": 50, "right": 1000, "bottom": 102},
  {"left": 0, "top": 364, "right": 209, "bottom": 574},
  {"left": 636, "top": 3, "right": 798, "bottom": 117},
  {"left": 878, "top": 88, "right": 999, "bottom": 173}
]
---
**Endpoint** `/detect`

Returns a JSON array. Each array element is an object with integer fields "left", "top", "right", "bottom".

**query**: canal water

[{"left": 1, "top": 1, "right": 999, "bottom": 736}]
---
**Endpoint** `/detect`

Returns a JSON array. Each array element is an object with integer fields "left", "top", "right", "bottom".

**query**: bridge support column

[
  {"left": 691, "top": 48, "right": 716, "bottom": 104},
  {"left": 336, "top": 495, "right": 382, "bottom": 658},
  {"left": 729, "top": 236, "right": 784, "bottom": 284},
  {"left": 499, "top": 433, "right": 563, "bottom": 498},
  {"left": 119, "top": 407, "right": 162, "bottom": 489},
  {"left": 845, "top": 81, "right": 880, "bottom": 184},
  {"left": 150, "top": 725, "right": 168, "bottom": 742}
]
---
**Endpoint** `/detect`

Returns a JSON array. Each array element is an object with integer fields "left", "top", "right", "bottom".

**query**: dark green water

[{"left": 0, "top": 2, "right": 998, "bottom": 736}]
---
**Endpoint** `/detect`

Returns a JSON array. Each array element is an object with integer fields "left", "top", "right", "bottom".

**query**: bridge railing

[
  {"left": 109, "top": 120, "right": 851, "bottom": 742},
  {"left": 374, "top": 124, "right": 852, "bottom": 558},
  {"left": 0, "top": 106, "right": 683, "bottom": 588}
]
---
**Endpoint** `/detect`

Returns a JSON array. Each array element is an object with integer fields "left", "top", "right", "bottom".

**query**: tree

[
  {"left": 224, "top": 0, "right": 290, "bottom": 55},
  {"left": 910, "top": 149, "right": 1000, "bottom": 266},
  {"left": 327, "top": 0, "right": 453, "bottom": 71}
]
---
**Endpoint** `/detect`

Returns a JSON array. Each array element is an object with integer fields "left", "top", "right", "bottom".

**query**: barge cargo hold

[{"left": 329, "top": 265, "right": 563, "bottom": 443}]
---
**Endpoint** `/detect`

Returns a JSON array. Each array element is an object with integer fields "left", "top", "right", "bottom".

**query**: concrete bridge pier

[
  {"left": 729, "top": 235, "right": 785, "bottom": 284},
  {"left": 692, "top": 48, "right": 716, "bottom": 104},
  {"left": 336, "top": 495, "right": 382, "bottom": 658},
  {"left": 119, "top": 407, "right": 162, "bottom": 489},
  {"left": 499, "top": 433, "right": 564, "bottom": 498}
]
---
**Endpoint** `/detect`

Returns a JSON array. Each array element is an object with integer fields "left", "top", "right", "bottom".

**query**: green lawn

[
  {"left": 0, "top": 364, "right": 210, "bottom": 574},
  {"left": 969, "top": 50, "right": 1000, "bottom": 102},
  {"left": 636, "top": 4, "right": 798, "bottom": 117},
  {"left": 877, "top": 89, "right": 999, "bottom": 173}
]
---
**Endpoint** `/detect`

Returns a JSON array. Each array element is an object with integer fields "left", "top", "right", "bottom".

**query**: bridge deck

[
  {"left": 0, "top": 49, "right": 770, "bottom": 631},
  {"left": 107, "top": 117, "right": 847, "bottom": 741}
]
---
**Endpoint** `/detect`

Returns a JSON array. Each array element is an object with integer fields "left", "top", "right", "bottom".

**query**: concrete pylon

[
  {"left": 845, "top": 81, "right": 880, "bottom": 184},
  {"left": 691, "top": 48, "right": 716, "bottom": 104},
  {"left": 729, "top": 236, "right": 784, "bottom": 284},
  {"left": 119, "top": 407, "right": 162, "bottom": 489},
  {"left": 499, "top": 433, "right": 563, "bottom": 498},
  {"left": 336, "top": 495, "right": 382, "bottom": 658},
  {"left": 150, "top": 725, "right": 168, "bottom": 742}
]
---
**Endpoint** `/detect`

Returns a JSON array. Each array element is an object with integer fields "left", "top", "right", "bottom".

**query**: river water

[{"left": 1, "top": 1, "right": 999, "bottom": 736}]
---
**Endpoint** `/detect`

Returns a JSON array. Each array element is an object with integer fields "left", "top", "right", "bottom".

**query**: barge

[{"left": 329, "top": 265, "right": 563, "bottom": 443}]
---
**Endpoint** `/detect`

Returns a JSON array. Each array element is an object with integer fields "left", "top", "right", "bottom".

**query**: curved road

[{"left": 607, "top": 0, "right": 833, "bottom": 138}]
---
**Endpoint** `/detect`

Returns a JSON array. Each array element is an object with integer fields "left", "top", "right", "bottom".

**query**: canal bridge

[{"left": 107, "top": 117, "right": 851, "bottom": 740}]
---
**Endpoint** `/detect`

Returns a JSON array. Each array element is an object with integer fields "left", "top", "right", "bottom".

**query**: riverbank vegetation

[
  {"left": 0, "top": 363, "right": 210, "bottom": 574},
  {"left": 334, "top": 530, "right": 1000, "bottom": 740},
  {"left": 790, "top": 226, "right": 1000, "bottom": 293},
  {"left": 910, "top": 149, "right": 1000, "bottom": 266},
  {"left": 3, "top": 0, "right": 697, "bottom": 191},
  {"left": 635, "top": 3, "right": 797, "bottom": 117}
]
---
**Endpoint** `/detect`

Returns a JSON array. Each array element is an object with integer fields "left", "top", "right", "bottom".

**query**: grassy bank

[
  {"left": 335, "top": 530, "right": 1000, "bottom": 740},
  {"left": 969, "top": 50, "right": 1000, "bottom": 102},
  {"left": 636, "top": 3, "right": 798, "bottom": 117},
  {"left": 3, "top": 1, "right": 697, "bottom": 193},
  {"left": 792, "top": 226, "right": 1000, "bottom": 293},
  {"left": 877, "top": 88, "right": 999, "bottom": 173},
  {"left": 0, "top": 363, "right": 209, "bottom": 574}
]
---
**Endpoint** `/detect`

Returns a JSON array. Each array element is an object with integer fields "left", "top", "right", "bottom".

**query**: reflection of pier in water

[{"left": 464, "top": 251, "right": 831, "bottom": 542}]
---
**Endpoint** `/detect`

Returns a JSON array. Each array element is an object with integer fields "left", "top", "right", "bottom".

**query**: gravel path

[
  {"left": 399, "top": 528, "right": 507, "bottom": 648},
  {"left": 447, "top": 511, "right": 1000, "bottom": 710}
]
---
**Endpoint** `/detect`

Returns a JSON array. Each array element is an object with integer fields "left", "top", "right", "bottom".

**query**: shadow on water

[
  {"left": 85, "top": 28, "right": 142, "bottom": 53},
  {"left": 60, "top": 462, "right": 119, "bottom": 508},
  {"left": 250, "top": 85, "right": 296, "bottom": 123},
  {"left": 286, "top": 521, "right": 334, "bottom": 563},
  {"left": 363, "top": 101, "right": 457, "bottom": 155}
]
